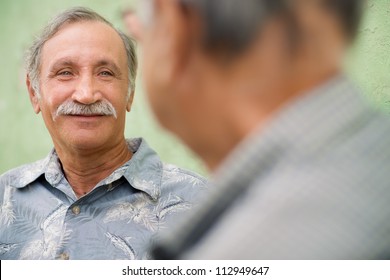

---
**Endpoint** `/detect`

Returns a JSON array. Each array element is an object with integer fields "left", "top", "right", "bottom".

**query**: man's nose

[{"left": 72, "top": 74, "right": 101, "bottom": 104}]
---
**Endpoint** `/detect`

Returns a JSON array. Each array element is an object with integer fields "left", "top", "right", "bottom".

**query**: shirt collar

[
  {"left": 10, "top": 138, "right": 162, "bottom": 200},
  {"left": 116, "top": 138, "right": 162, "bottom": 200}
]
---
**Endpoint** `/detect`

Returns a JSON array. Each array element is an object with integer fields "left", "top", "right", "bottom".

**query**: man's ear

[
  {"left": 26, "top": 75, "right": 41, "bottom": 114},
  {"left": 126, "top": 91, "right": 135, "bottom": 112},
  {"left": 155, "top": 0, "right": 194, "bottom": 79},
  {"left": 126, "top": 14, "right": 143, "bottom": 40}
]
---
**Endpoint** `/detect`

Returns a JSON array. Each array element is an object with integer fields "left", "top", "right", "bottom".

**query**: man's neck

[
  {"left": 198, "top": 67, "right": 341, "bottom": 172},
  {"left": 54, "top": 139, "right": 133, "bottom": 198}
]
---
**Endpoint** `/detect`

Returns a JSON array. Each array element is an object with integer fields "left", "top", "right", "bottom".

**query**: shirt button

[
  {"left": 58, "top": 253, "right": 69, "bottom": 260},
  {"left": 72, "top": 205, "right": 80, "bottom": 215}
]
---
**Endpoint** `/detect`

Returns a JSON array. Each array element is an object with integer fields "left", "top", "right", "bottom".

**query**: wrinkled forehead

[
  {"left": 41, "top": 21, "right": 127, "bottom": 68},
  {"left": 44, "top": 20, "right": 124, "bottom": 48}
]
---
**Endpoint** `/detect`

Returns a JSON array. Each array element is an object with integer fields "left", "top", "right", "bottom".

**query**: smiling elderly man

[{"left": 0, "top": 7, "right": 206, "bottom": 260}]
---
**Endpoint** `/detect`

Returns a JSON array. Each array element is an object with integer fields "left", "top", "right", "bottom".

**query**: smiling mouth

[
  {"left": 68, "top": 114, "right": 106, "bottom": 117},
  {"left": 64, "top": 114, "right": 108, "bottom": 120},
  {"left": 53, "top": 112, "right": 113, "bottom": 122}
]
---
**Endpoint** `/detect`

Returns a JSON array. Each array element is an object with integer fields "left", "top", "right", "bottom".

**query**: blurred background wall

[{"left": 0, "top": 0, "right": 389, "bottom": 175}]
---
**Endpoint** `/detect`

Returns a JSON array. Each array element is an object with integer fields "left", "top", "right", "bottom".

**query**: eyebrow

[
  {"left": 95, "top": 60, "right": 123, "bottom": 75},
  {"left": 49, "top": 59, "right": 74, "bottom": 71},
  {"left": 48, "top": 58, "right": 123, "bottom": 75}
]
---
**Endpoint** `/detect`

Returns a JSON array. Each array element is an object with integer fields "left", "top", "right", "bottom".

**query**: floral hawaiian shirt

[{"left": 0, "top": 138, "right": 207, "bottom": 259}]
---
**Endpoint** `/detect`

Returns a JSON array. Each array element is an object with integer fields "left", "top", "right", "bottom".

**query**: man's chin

[
  {"left": 63, "top": 133, "right": 111, "bottom": 151},
  {"left": 48, "top": 117, "right": 121, "bottom": 151}
]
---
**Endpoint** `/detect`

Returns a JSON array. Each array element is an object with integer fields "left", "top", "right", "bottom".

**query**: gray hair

[
  {"left": 25, "top": 7, "right": 138, "bottom": 97},
  {"left": 142, "top": 0, "right": 364, "bottom": 58}
]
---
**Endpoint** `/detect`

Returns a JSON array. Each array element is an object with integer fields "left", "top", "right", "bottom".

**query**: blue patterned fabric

[{"left": 0, "top": 138, "right": 206, "bottom": 259}]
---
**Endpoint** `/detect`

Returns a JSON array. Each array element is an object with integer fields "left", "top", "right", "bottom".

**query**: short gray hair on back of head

[
  {"left": 181, "top": 0, "right": 284, "bottom": 55},
  {"left": 177, "top": 0, "right": 364, "bottom": 58},
  {"left": 25, "top": 6, "right": 138, "bottom": 98}
]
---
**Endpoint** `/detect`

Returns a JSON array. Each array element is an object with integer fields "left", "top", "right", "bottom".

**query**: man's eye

[
  {"left": 58, "top": 71, "right": 72, "bottom": 76},
  {"left": 100, "top": 71, "right": 113, "bottom": 76}
]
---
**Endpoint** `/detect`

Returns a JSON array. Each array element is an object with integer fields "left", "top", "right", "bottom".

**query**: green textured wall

[
  {"left": 0, "top": 0, "right": 389, "bottom": 175},
  {"left": 347, "top": 0, "right": 390, "bottom": 111}
]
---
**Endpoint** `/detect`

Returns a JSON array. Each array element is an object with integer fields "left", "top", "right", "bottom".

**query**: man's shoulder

[
  {"left": 0, "top": 158, "right": 47, "bottom": 189},
  {"left": 161, "top": 163, "right": 207, "bottom": 187},
  {"left": 126, "top": 137, "right": 208, "bottom": 189},
  {"left": 158, "top": 163, "right": 208, "bottom": 203}
]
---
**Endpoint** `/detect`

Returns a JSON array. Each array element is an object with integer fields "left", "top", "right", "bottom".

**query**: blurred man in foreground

[
  {"left": 136, "top": 0, "right": 390, "bottom": 259},
  {"left": 0, "top": 7, "right": 206, "bottom": 260}
]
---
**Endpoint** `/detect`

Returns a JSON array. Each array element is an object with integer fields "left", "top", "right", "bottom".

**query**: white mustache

[{"left": 54, "top": 100, "right": 117, "bottom": 120}]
